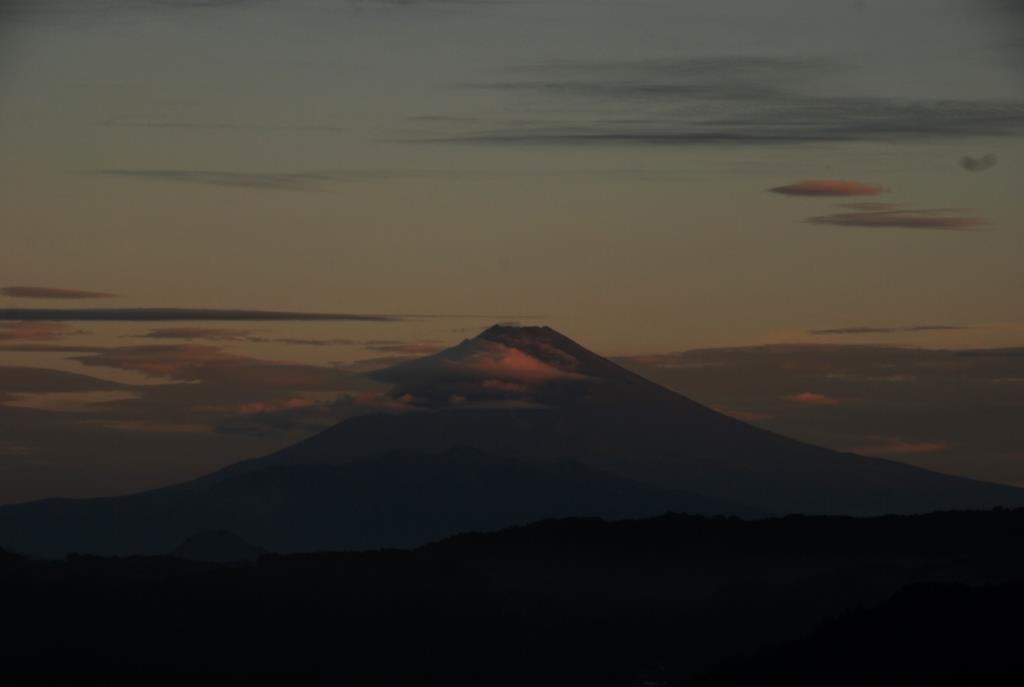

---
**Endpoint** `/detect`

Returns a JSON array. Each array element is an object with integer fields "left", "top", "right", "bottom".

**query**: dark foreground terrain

[{"left": 4, "top": 509, "right": 1024, "bottom": 685}]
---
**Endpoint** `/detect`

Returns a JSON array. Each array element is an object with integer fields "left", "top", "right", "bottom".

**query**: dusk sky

[{"left": 1, "top": 0, "right": 1023, "bottom": 503}]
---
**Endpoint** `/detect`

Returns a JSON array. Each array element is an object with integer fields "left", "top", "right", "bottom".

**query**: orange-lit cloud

[
  {"left": 137, "top": 327, "right": 259, "bottom": 341},
  {"left": 135, "top": 327, "right": 358, "bottom": 347},
  {"left": 234, "top": 398, "right": 318, "bottom": 415},
  {"left": 713, "top": 407, "right": 773, "bottom": 423},
  {"left": 4, "top": 390, "right": 141, "bottom": 413},
  {"left": 480, "top": 379, "right": 530, "bottom": 394},
  {"left": 770, "top": 180, "right": 885, "bottom": 197},
  {"left": 1, "top": 286, "right": 118, "bottom": 299},
  {"left": 809, "top": 325, "right": 967, "bottom": 336},
  {"left": 0, "top": 322, "right": 85, "bottom": 342},
  {"left": 784, "top": 392, "right": 842, "bottom": 406},
  {"left": 69, "top": 343, "right": 364, "bottom": 392},
  {"left": 361, "top": 340, "right": 446, "bottom": 355},
  {"left": 75, "top": 344, "right": 240, "bottom": 378}
]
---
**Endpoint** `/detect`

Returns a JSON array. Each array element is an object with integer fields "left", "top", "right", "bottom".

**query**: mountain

[
  {"left": 206, "top": 325, "right": 1024, "bottom": 515},
  {"left": 0, "top": 447, "right": 742, "bottom": 557},
  {"left": 1, "top": 324, "right": 1022, "bottom": 556}
]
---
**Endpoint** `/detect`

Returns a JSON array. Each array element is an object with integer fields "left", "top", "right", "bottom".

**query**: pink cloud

[
  {"left": 448, "top": 341, "right": 586, "bottom": 384},
  {"left": 713, "top": 407, "right": 773, "bottom": 423},
  {"left": 0, "top": 322, "right": 85, "bottom": 342},
  {"left": 784, "top": 392, "right": 842, "bottom": 406},
  {"left": 480, "top": 379, "right": 530, "bottom": 394},
  {"left": 235, "top": 398, "right": 318, "bottom": 415}
]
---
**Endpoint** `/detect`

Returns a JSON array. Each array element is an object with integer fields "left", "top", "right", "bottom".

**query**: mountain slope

[{"left": 0, "top": 447, "right": 742, "bottom": 557}]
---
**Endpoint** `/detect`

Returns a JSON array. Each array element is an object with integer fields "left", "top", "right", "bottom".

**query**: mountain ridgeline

[{"left": 1, "top": 325, "right": 1022, "bottom": 556}]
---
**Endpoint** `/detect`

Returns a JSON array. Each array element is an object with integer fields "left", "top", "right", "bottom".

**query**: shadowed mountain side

[
  {"left": 224, "top": 407, "right": 1024, "bottom": 516},
  {"left": 0, "top": 448, "right": 742, "bottom": 557}
]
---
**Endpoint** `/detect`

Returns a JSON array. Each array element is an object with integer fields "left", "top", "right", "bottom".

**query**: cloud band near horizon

[{"left": 0, "top": 308, "right": 402, "bottom": 322}]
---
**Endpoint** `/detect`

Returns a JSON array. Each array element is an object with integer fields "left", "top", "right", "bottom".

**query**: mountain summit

[
  {"left": 370, "top": 325, "right": 689, "bottom": 410},
  {"left": 1, "top": 325, "right": 1023, "bottom": 556}
]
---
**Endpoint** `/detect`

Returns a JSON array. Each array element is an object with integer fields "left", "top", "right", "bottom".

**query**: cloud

[
  {"left": 2, "top": 286, "right": 118, "bottom": 299},
  {"left": 770, "top": 180, "right": 885, "bottom": 197},
  {"left": 0, "top": 322, "right": 85, "bottom": 342},
  {"left": 459, "top": 345, "right": 581, "bottom": 382},
  {"left": 4, "top": 390, "right": 141, "bottom": 413},
  {"left": 809, "top": 325, "right": 969, "bottom": 336},
  {"left": 961, "top": 154, "right": 999, "bottom": 172},
  {"left": 69, "top": 344, "right": 364, "bottom": 392},
  {"left": 784, "top": 392, "right": 842, "bottom": 407},
  {"left": 90, "top": 170, "right": 337, "bottom": 191},
  {"left": 0, "top": 308, "right": 400, "bottom": 322},
  {"left": 369, "top": 337, "right": 589, "bottom": 409},
  {"left": 807, "top": 208, "right": 987, "bottom": 231},
  {"left": 213, "top": 391, "right": 417, "bottom": 438},
  {"left": 74, "top": 344, "right": 240, "bottom": 379},
  {"left": 360, "top": 340, "right": 446, "bottom": 355},
  {"left": 136, "top": 327, "right": 260, "bottom": 342},
  {"left": 134, "top": 327, "right": 357, "bottom": 346},
  {"left": 429, "top": 57, "right": 1024, "bottom": 147},
  {"left": 377, "top": 339, "right": 585, "bottom": 385},
  {"left": 0, "top": 367, "right": 123, "bottom": 393},
  {"left": 86, "top": 168, "right": 472, "bottom": 190},
  {"left": 0, "top": 343, "right": 104, "bottom": 353}
]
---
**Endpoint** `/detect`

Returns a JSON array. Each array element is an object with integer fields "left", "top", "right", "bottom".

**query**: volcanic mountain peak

[
  {"left": 476, "top": 324, "right": 645, "bottom": 382},
  {"left": 370, "top": 325, "right": 651, "bottom": 408}
]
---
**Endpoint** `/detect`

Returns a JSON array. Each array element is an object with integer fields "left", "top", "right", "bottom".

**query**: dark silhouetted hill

[
  {"left": 171, "top": 530, "right": 264, "bottom": 562},
  {"left": 686, "top": 581, "right": 1024, "bottom": 686},
  {"left": 0, "top": 447, "right": 742, "bottom": 557},
  {"left": 2, "top": 509, "right": 1024, "bottom": 684}
]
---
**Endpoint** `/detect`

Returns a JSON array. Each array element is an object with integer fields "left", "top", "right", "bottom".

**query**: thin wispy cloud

[
  {"left": 810, "top": 325, "right": 969, "bottom": 336},
  {"left": 2, "top": 286, "right": 118, "bottom": 299},
  {"left": 87, "top": 168, "right": 485, "bottom": 190},
  {"left": 770, "top": 180, "right": 885, "bottom": 197},
  {"left": 961, "top": 153, "right": 999, "bottom": 172},
  {"left": 430, "top": 57, "right": 1024, "bottom": 147},
  {"left": 136, "top": 327, "right": 262, "bottom": 342},
  {"left": 360, "top": 340, "right": 446, "bottom": 354},
  {"left": 784, "top": 391, "right": 842, "bottom": 407},
  {"left": 807, "top": 208, "right": 987, "bottom": 231},
  {"left": 135, "top": 326, "right": 360, "bottom": 347},
  {"left": 0, "top": 308, "right": 401, "bottom": 322},
  {"left": 0, "top": 322, "right": 86, "bottom": 342},
  {"left": 98, "top": 116, "right": 348, "bottom": 134},
  {"left": 90, "top": 170, "right": 336, "bottom": 191}
]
